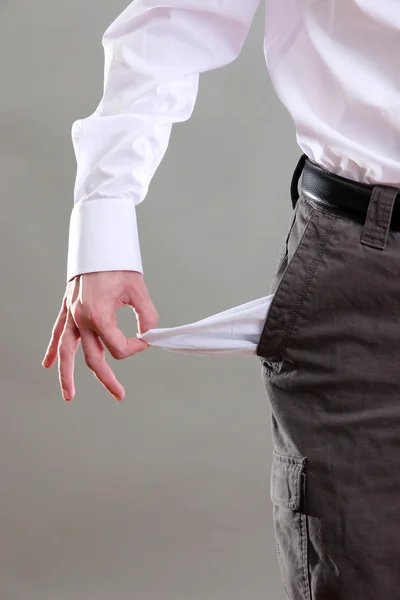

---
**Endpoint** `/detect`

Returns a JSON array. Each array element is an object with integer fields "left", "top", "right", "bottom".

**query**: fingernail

[{"left": 62, "top": 389, "right": 70, "bottom": 401}]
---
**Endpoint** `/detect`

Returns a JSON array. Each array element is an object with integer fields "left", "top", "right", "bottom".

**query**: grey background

[{"left": 1, "top": 0, "right": 299, "bottom": 598}]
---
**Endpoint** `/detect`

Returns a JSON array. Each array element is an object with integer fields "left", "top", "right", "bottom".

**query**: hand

[{"left": 42, "top": 271, "right": 159, "bottom": 402}]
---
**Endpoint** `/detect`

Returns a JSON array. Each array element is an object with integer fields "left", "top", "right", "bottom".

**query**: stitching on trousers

[
  {"left": 362, "top": 188, "right": 396, "bottom": 245},
  {"left": 276, "top": 539, "right": 290, "bottom": 598},
  {"left": 303, "top": 471, "right": 313, "bottom": 600},
  {"left": 361, "top": 231, "right": 386, "bottom": 248},
  {"left": 378, "top": 194, "right": 393, "bottom": 226},
  {"left": 300, "top": 512, "right": 309, "bottom": 600},
  {"left": 362, "top": 196, "right": 390, "bottom": 242},
  {"left": 257, "top": 204, "right": 316, "bottom": 362},
  {"left": 361, "top": 188, "right": 381, "bottom": 242},
  {"left": 276, "top": 215, "right": 338, "bottom": 364}
]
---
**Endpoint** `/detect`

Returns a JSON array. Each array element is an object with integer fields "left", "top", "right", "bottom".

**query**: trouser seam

[{"left": 275, "top": 215, "right": 338, "bottom": 365}]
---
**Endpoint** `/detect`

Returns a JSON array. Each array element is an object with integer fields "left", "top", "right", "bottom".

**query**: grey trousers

[{"left": 256, "top": 184, "right": 400, "bottom": 599}]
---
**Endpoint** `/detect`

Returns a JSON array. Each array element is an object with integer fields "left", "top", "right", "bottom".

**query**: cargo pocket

[{"left": 271, "top": 451, "right": 311, "bottom": 600}]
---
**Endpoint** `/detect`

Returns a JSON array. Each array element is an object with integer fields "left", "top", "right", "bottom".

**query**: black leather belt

[{"left": 292, "top": 155, "right": 400, "bottom": 231}]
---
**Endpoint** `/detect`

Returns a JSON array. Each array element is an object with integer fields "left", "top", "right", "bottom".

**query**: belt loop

[
  {"left": 290, "top": 153, "right": 307, "bottom": 210},
  {"left": 360, "top": 186, "right": 398, "bottom": 251}
]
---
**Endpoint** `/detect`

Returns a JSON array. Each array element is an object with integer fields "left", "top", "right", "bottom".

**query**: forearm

[{"left": 67, "top": 0, "right": 260, "bottom": 281}]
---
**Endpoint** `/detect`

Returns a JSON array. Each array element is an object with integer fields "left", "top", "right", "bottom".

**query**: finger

[
  {"left": 131, "top": 296, "right": 159, "bottom": 336},
  {"left": 42, "top": 297, "right": 68, "bottom": 368},
  {"left": 57, "top": 310, "right": 81, "bottom": 401},
  {"left": 80, "top": 330, "right": 125, "bottom": 401},
  {"left": 91, "top": 309, "right": 149, "bottom": 360}
]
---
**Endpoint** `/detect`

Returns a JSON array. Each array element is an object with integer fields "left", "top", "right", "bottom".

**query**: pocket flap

[{"left": 271, "top": 451, "right": 306, "bottom": 510}]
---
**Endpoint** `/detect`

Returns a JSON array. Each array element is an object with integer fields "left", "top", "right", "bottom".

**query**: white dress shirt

[{"left": 67, "top": 0, "right": 400, "bottom": 356}]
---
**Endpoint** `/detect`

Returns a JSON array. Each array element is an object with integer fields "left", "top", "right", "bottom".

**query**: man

[{"left": 42, "top": 1, "right": 400, "bottom": 597}]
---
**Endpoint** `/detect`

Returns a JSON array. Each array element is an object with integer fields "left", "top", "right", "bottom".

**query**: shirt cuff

[{"left": 66, "top": 197, "right": 143, "bottom": 282}]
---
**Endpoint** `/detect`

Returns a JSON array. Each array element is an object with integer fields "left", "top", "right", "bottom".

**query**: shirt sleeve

[{"left": 66, "top": 0, "right": 261, "bottom": 282}]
